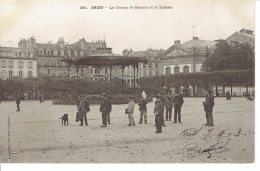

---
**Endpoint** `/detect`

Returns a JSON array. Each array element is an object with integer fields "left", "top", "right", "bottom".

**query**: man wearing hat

[
  {"left": 154, "top": 95, "right": 164, "bottom": 133},
  {"left": 203, "top": 90, "right": 214, "bottom": 126},
  {"left": 173, "top": 91, "right": 184, "bottom": 123},
  {"left": 127, "top": 96, "right": 135, "bottom": 126},
  {"left": 163, "top": 91, "right": 174, "bottom": 121},
  {"left": 99, "top": 93, "right": 111, "bottom": 127}
]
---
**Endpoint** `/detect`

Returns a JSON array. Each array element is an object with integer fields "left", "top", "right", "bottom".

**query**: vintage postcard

[{"left": 0, "top": 0, "right": 255, "bottom": 163}]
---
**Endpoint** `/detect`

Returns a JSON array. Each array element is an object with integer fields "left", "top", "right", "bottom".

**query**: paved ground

[{"left": 0, "top": 97, "right": 254, "bottom": 163}]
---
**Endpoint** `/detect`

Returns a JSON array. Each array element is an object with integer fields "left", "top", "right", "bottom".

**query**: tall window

[
  {"left": 27, "top": 61, "right": 33, "bottom": 69},
  {"left": 183, "top": 65, "right": 189, "bottom": 73},
  {"left": 47, "top": 49, "right": 51, "bottom": 55},
  {"left": 143, "top": 64, "right": 146, "bottom": 68},
  {"left": 174, "top": 66, "right": 180, "bottom": 73},
  {"left": 149, "top": 71, "right": 153, "bottom": 76},
  {"left": 9, "top": 61, "right": 13, "bottom": 68},
  {"left": 40, "top": 59, "right": 44, "bottom": 64},
  {"left": 9, "top": 70, "right": 13, "bottom": 77},
  {"left": 165, "top": 67, "right": 171, "bottom": 75},
  {"left": 28, "top": 71, "right": 32, "bottom": 78},
  {"left": 19, "top": 61, "right": 24, "bottom": 69},
  {"left": 18, "top": 71, "right": 23, "bottom": 77},
  {"left": 155, "top": 71, "right": 159, "bottom": 76},
  {"left": 148, "top": 63, "right": 153, "bottom": 69},
  {"left": 2, "top": 61, "right": 6, "bottom": 68},
  {"left": 155, "top": 63, "right": 159, "bottom": 68},
  {"left": 1, "top": 70, "right": 6, "bottom": 79}
]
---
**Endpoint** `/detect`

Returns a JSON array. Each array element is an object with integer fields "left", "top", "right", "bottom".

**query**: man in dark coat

[
  {"left": 77, "top": 95, "right": 90, "bottom": 126},
  {"left": 138, "top": 97, "right": 147, "bottom": 124},
  {"left": 164, "top": 92, "right": 174, "bottom": 121},
  {"left": 173, "top": 91, "right": 184, "bottom": 123},
  {"left": 16, "top": 95, "right": 21, "bottom": 111},
  {"left": 226, "top": 91, "right": 231, "bottom": 100},
  {"left": 106, "top": 96, "right": 112, "bottom": 124},
  {"left": 100, "top": 93, "right": 111, "bottom": 127},
  {"left": 154, "top": 95, "right": 164, "bottom": 133},
  {"left": 203, "top": 90, "right": 214, "bottom": 126}
]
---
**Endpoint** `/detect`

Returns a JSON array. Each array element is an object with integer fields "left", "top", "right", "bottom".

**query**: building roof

[
  {"left": 159, "top": 37, "right": 216, "bottom": 59},
  {"left": 226, "top": 30, "right": 255, "bottom": 46},
  {"left": 182, "top": 38, "right": 216, "bottom": 48}
]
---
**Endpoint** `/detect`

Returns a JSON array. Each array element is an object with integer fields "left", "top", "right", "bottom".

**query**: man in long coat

[
  {"left": 173, "top": 92, "right": 184, "bottom": 123},
  {"left": 164, "top": 92, "right": 174, "bottom": 121},
  {"left": 77, "top": 95, "right": 90, "bottom": 126},
  {"left": 100, "top": 93, "right": 112, "bottom": 127},
  {"left": 154, "top": 95, "right": 164, "bottom": 133},
  {"left": 203, "top": 90, "right": 214, "bottom": 126}
]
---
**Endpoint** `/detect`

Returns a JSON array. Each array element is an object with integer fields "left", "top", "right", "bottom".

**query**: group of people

[{"left": 75, "top": 89, "right": 214, "bottom": 134}]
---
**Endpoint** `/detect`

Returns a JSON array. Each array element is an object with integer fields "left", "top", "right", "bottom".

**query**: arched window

[
  {"left": 165, "top": 67, "right": 171, "bottom": 75},
  {"left": 47, "top": 49, "right": 51, "bottom": 55},
  {"left": 174, "top": 66, "right": 180, "bottom": 73},
  {"left": 183, "top": 65, "right": 189, "bottom": 73}
]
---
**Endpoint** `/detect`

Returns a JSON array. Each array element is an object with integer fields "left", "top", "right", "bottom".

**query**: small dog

[
  {"left": 247, "top": 96, "right": 254, "bottom": 101},
  {"left": 59, "top": 114, "right": 69, "bottom": 126}
]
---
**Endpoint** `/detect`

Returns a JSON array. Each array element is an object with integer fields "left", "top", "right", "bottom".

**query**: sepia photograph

[{"left": 0, "top": 0, "right": 255, "bottom": 163}]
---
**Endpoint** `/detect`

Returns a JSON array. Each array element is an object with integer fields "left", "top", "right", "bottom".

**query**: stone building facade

[
  {"left": 159, "top": 37, "right": 217, "bottom": 96},
  {"left": 17, "top": 37, "right": 113, "bottom": 78},
  {"left": 0, "top": 46, "right": 37, "bottom": 79},
  {"left": 122, "top": 48, "right": 164, "bottom": 87}
]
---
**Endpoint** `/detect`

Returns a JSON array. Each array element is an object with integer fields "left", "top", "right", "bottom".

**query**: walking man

[
  {"left": 127, "top": 97, "right": 135, "bottom": 126},
  {"left": 173, "top": 91, "right": 184, "bottom": 123},
  {"left": 164, "top": 92, "right": 174, "bottom": 121},
  {"left": 16, "top": 94, "right": 21, "bottom": 112},
  {"left": 138, "top": 96, "right": 147, "bottom": 124},
  {"left": 203, "top": 90, "right": 214, "bottom": 126},
  {"left": 100, "top": 93, "right": 111, "bottom": 127},
  {"left": 77, "top": 95, "right": 90, "bottom": 126},
  {"left": 154, "top": 95, "right": 164, "bottom": 133}
]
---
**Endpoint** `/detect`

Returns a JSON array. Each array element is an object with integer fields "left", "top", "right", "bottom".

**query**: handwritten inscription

[{"left": 162, "top": 127, "right": 253, "bottom": 160}]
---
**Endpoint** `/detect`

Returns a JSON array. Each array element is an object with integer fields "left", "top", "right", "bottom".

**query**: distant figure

[
  {"left": 77, "top": 95, "right": 90, "bottom": 126},
  {"left": 39, "top": 94, "right": 43, "bottom": 103},
  {"left": 154, "top": 95, "right": 164, "bottom": 133},
  {"left": 127, "top": 97, "right": 135, "bottom": 126},
  {"left": 106, "top": 96, "right": 112, "bottom": 125},
  {"left": 164, "top": 92, "right": 174, "bottom": 121},
  {"left": 226, "top": 91, "right": 231, "bottom": 100},
  {"left": 138, "top": 97, "right": 147, "bottom": 124},
  {"left": 16, "top": 95, "right": 21, "bottom": 112},
  {"left": 173, "top": 91, "right": 184, "bottom": 123},
  {"left": 203, "top": 90, "right": 214, "bottom": 126},
  {"left": 99, "top": 93, "right": 112, "bottom": 127}
]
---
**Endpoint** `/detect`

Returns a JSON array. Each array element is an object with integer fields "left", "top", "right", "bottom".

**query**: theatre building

[{"left": 159, "top": 37, "right": 216, "bottom": 96}]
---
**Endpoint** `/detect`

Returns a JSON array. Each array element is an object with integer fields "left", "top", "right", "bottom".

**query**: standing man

[
  {"left": 106, "top": 95, "right": 112, "bottom": 125},
  {"left": 127, "top": 97, "right": 135, "bottom": 126},
  {"left": 138, "top": 96, "right": 147, "bottom": 124},
  {"left": 173, "top": 91, "right": 184, "bottom": 123},
  {"left": 203, "top": 90, "right": 214, "bottom": 126},
  {"left": 77, "top": 95, "right": 90, "bottom": 126},
  {"left": 226, "top": 91, "right": 231, "bottom": 100},
  {"left": 99, "top": 93, "right": 111, "bottom": 127},
  {"left": 16, "top": 94, "right": 21, "bottom": 112},
  {"left": 164, "top": 92, "right": 174, "bottom": 121},
  {"left": 154, "top": 95, "right": 164, "bottom": 133}
]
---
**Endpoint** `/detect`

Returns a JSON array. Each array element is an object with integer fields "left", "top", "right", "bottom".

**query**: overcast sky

[{"left": 0, "top": 0, "right": 255, "bottom": 54}]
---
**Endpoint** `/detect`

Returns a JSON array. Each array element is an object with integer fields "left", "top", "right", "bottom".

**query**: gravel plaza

[{"left": 0, "top": 97, "right": 254, "bottom": 163}]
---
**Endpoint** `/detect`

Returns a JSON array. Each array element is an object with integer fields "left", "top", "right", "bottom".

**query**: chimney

[
  {"left": 239, "top": 29, "right": 254, "bottom": 35},
  {"left": 174, "top": 40, "right": 181, "bottom": 46},
  {"left": 193, "top": 37, "right": 199, "bottom": 40}
]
